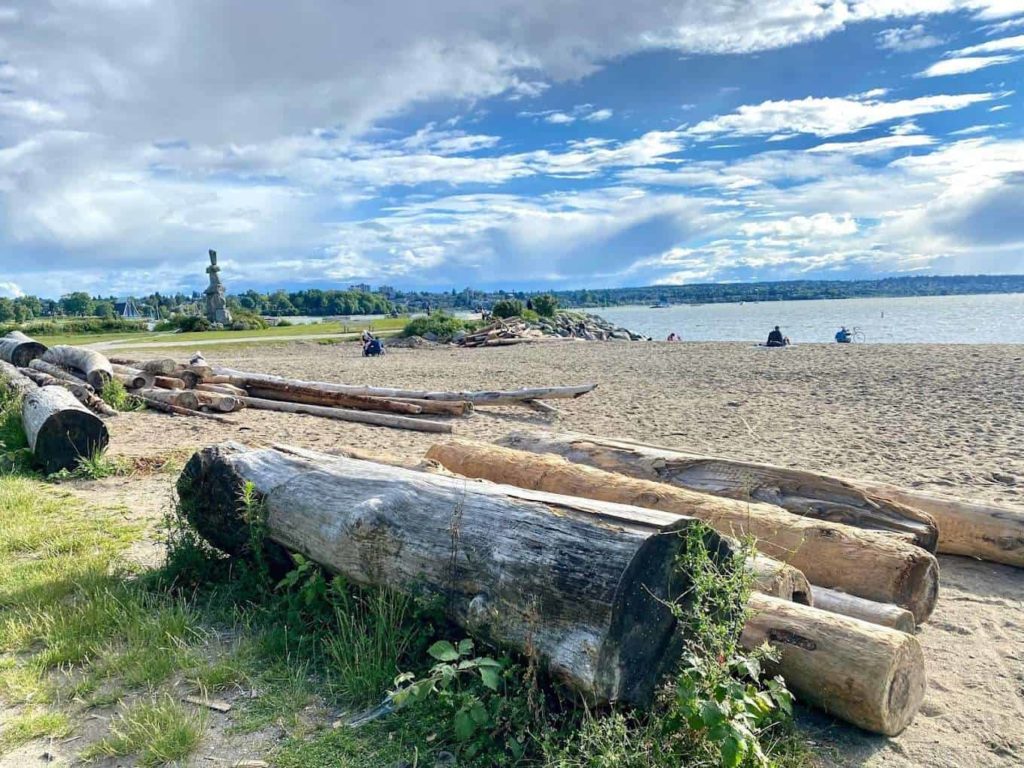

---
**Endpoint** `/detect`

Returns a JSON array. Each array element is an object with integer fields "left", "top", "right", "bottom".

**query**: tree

[
  {"left": 532, "top": 294, "right": 559, "bottom": 317},
  {"left": 93, "top": 300, "right": 116, "bottom": 318},
  {"left": 491, "top": 299, "right": 524, "bottom": 319},
  {"left": 60, "top": 292, "right": 93, "bottom": 316}
]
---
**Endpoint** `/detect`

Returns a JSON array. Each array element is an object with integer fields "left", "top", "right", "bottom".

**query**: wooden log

[
  {"left": 856, "top": 482, "right": 1024, "bottom": 568},
  {"left": 177, "top": 370, "right": 201, "bottom": 389},
  {"left": 29, "top": 359, "right": 89, "bottom": 387},
  {"left": 22, "top": 385, "right": 110, "bottom": 473},
  {"left": 426, "top": 441, "right": 939, "bottom": 623},
  {"left": 41, "top": 346, "right": 113, "bottom": 391},
  {"left": 139, "top": 396, "right": 237, "bottom": 424},
  {"left": 19, "top": 368, "right": 117, "bottom": 417},
  {"left": 213, "top": 367, "right": 597, "bottom": 405},
  {"left": 244, "top": 384, "right": 425, "bottom": 415},
  {"left": 193, "top": 390, "right": 241, "bottom": 413},
  {"left": 810, "top": 587, "right": 915, "bottom": 634},
  {"left": 240, "top": 396, "right": 452, "bottom": 434},
  {"left": 501, "top": 431, "right": 938, "bottom": 551},
  {"left": 177, "top": 442, "right": 734, "bottom": 706},
  {"left": 388, "top": 398, "right": 474, "bottom": 417},
  {"left": 0, "top": 360, "right": 38, "bottom": 397},
  {"left": 111, "top": 364, "right": 153, "bottom": 390},
  {"left": 0, "top": 331, "right": 47, "bottom": 368},
  {"left": 525, "top": 399, "right": 562, "bottom": 417},
  {"left": 134, "top": 387, "right": 200, "bottom": 410},
  {"left": 751, "top": 555, "right": 811, "bottom": 605},
  {"left": 196, "top": 383, "right": 248, "bottom": 398},
  {"left": 741, "top": 593, "right": 925, "bottom": 736},
  {"left": 153, "top": 375, "right": 186, "bottom": 390},
  {"left": 110, "top": 357, "right": 178, "bottom": 375}
]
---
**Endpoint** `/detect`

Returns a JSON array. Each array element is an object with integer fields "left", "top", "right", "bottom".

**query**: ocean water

[{"left": 594, "top": 293, "right": 1024, "bottom": 344}]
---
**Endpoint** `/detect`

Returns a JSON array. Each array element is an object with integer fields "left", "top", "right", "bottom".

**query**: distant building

[
  {"left": 376, "top": 285, "right": 396, "bottom": 298},
  {"left": 348, "top": 283, "right": 372, "bottom": 293}
]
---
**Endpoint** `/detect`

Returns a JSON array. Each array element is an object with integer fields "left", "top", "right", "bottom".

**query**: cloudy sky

[{"left": 0, "top": 1, "right": 1022, "bottom": 298}]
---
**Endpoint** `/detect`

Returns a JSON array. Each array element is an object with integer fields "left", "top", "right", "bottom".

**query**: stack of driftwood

[
  {"left": 457, "top": 317, "right": 547, "bottom": 347},
  {"left": 179, "top": 431, "right": 1024, "bottom": 739}
]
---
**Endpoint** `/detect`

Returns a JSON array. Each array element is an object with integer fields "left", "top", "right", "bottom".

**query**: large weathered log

[
  {"left": 178, "top": 442, "right": 734, "bottom": 706},
  {"left": 244, "top": 384, "right": 426, "bottom": 415},
  {"left": 134, "top": 387, "right": 200, "bottom": 410},
  {"left": 0, "top": 360, "right": 37, "bottom": 397},
  {"left": 197, "top": 383, "right": 249, "bottom": 398},
  {"left": 193, "top": 390, "right": 241, "bottom": 413},
  {"left": 388, "top": 398, "right": 474, "bottom": 417},
  {"left": 111, "top": 363, "right": 154, "bottom": 390},
  {"left": 22, "top": 386, "right": 110, "bottom": 473},
  {"left": 139, "top": 396, "right": 237, "bottom": 424},
  {"left": 240, "top": 396, "right": 453, "bottom": 434},
  {"left": 41, "top": 346, "right": 113, "bottom": 391},
  {"left": 810, "top": 587, "right": 915, "bottom": 634},
  {"left": 856, "top": 482, "right": 1024, "bottom": 568},
  {"left": 19, "top": 368, "right": 117, "bottom": 417},
  {"left": 0, "top": 332, "right": 47, "bottom": 368},
  {"left": 427, "top": 441, "right": 939, "bottom": 622},
  {"left": 502, "top": 431, "right": 938, "bottom": 551},
  {"left": 153, "top": 375, "right": 186, "bottom": 390},
  {"left": 29, "top": 359, "right": 89, "bottom": 387},
  {"left": 213, "top": 367, "right": 596, "bottom": 405},
  {"left": 750, "top": 555, "right": 811, "bottom": 605},
  {"left": 110, "top": 357, "right": 179, "bottom": 376},
  {"left": 741, "top": 593, "right": 925, "bottom": 736}
]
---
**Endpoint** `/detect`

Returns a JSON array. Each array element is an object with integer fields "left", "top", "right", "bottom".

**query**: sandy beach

[{"left": 98, "top": 339, "right": 1024, "bottom": 767}]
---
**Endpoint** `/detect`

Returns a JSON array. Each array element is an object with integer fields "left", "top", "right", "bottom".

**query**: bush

[
  {"left": 172, "top": 316, "right": 212, "bottom": 333},
  {"left": 0, "top": 318, "right": 148, "bottom": 337},
  {"left": 532, "top": 294, "right": 559, "bottom": 317},
  {"left": 402, "top": 312, "right": 472, "bottom": 341},
  {"left": 491, "top": 299, "right": 524, "bottom": 319}
]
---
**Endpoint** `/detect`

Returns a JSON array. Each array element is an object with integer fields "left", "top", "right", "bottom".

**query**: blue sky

[{"left": 0, "top": 1, "right": 1022, "bottom": 298}]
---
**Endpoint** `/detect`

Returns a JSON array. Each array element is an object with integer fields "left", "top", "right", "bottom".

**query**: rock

[
  {"left": 422, "top": 332, "right": 439, "bottom": 342},
  {"left": 452, "top": 330, "right": 466, "bottom": 343}
]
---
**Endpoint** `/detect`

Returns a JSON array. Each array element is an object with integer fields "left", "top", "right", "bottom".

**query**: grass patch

[
  {"left": 0, "top": 707, "right": 73, "bottom": 751},
  {"left": 100, "top": 377, "right": 144, "bottom": 412},
  {"left": 80, "top": 696, "right": 205, "bottom": 767}
]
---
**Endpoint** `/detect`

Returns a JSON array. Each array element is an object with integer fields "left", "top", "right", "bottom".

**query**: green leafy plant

[
  {"left": 532, "top": 294, "right": 559, "bottom": 317},
  {"left": 100, "top": 377, "right": 144, "bottom": 411},
  {"left": 490, "top": 299, "right": 524, "bottom": 319},
  {"left": 402, "top": 311, "right": 474, "bottom": 341}
]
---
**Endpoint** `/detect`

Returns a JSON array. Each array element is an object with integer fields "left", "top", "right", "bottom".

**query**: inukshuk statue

[{"left": 204, "top": 249, "right": 232, "bottom": 324}]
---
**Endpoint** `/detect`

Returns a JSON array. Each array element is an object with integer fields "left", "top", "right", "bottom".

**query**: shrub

[
  {"left": 532, "top": 294, "right": 559, "bottom": 317},
  {"left": 172, "top": 316, "right": 212, "bottom": 333},
  {"left": 491, "top": 299, "right": 524, "bottom": 319},
  {"left": 0, "top": 318, "right": 148, "bottom": 337},
  {"left": 402, "top": 312, "right": 471, "bottom": 341}
]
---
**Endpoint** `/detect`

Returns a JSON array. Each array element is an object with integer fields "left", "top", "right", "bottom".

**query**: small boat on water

[{"left": 649, "top": 300, "right": 671, "bottom": 308}]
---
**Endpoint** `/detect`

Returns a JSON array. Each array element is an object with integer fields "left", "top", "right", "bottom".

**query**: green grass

[
  {"left": 80, "top": 696, "right": 206, "bottom": 767},
  {"left": 0, "top": 707, "right": 73, "bottom": 751}
]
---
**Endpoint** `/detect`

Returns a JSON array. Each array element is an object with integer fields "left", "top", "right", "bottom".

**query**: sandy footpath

[{"left": 103, "top": 339, "right": 1024, "bottom": 767}]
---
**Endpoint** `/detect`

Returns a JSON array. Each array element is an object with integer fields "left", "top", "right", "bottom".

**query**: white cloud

[
  {"left": 918, "top": 54, "right": 1019, "bottom": 76},
  {"left": 545, "top": 112, "right": 576, "bottom": 124},
  {"left": 686, "top": 91, "right": 999, "bottom": 138},
  {"left": 876, "top": 24, "right": 945, "bottom": 51},
  {"left": 807, "top": 133, "right": 937, "bottom": 153},
  {"left": 0, "top": 281, "right": 24, "bottom": 298},
  {"left": 955, "top": 33, "right": 1024, "bottom": 54},
  {"left": 740, "top": 212, "right": 858, "bottom": 238},
  {"left": 585, "top": 108, "right": 614, "bottom": 122},
  {"left": 949, "top": 122, "right": 1008, "bottom": 134}
]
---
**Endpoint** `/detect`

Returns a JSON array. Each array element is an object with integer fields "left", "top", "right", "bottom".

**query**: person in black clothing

[{"left": 766, "top": 326, "right": 787, "bottom": 347}]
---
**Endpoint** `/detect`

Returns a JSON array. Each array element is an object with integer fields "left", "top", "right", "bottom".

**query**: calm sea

[{"left": 594, "top": 293, "right": 1024, "bottom": 344}]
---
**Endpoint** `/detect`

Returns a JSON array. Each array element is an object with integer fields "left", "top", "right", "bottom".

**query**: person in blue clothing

[{"left": 835, "top": 327, "right": 852, "bottom": 344}]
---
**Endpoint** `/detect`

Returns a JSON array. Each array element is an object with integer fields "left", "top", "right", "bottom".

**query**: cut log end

[{"left": 23, "top": 386, "right": 110, "bottom": 474}]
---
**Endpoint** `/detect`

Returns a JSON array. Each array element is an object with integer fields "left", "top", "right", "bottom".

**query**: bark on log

[
  {"left": 502, "top": 431, "right": 938, "bottom": 551},
  {"left": 22, "top": 385, "right": 110, "bottom": 473},
  {"left": 134, "top": 387, "right": 200, "bottom": 410},
  {"left": 244, "top": 384, "right": 426, "bottom": 415},
  {"left": 153, "top": 375, "right": 186, "bottom": 390},
  {"left": 178, "top": 442, "right": 734, "bottom": 706},
  {"left": 0, "top": 360, "right": 38, "bottom": 397},
  {"left": 111, "top": 364, "right": 153, "bottom": 389},
  {"left": 389, "top": 398, "right": 474, "bottom": 417},
  {"left": 810, "top": 587, "right": 915, "bottom": 634},
  {"left": 19, "top": 368, "right": 117, "bottom": 417},
  {"left": 741, "top": 593, "right": 925, "bottom": 736},
  {"left": 427, "top": 441, "right": 938, "bottom": 622},
  {"left": 213, "top": 367, "right": 596, "bottom": 405},
  {"left": 139, "top": 396, "right": 237, "bottom": 424},
  {"left": 751, "top": 555, "right": 812, "bottom": 605},
  {"left": 196, "top": 383, "right": 249, "bottom": 398},
  {"left": 109, "top": 357, "right": 178, "bottom": 375},
  {"left": 0, "top": 332, "right": 47, "bottom": 368},
  {"left": 240, "top": 396, "right": 453, "bottom": 434},
  {"left": 856, "top": 482, "right": 1024, "bottom": 568},
  {"left": 193, "top": 390, "right": 241, "bottom": 413},
  {"left": 29, "top": 359, "right": 89, "bottom": 387},
  {"left": 41, "top": 346, "right": 113, "bottom": 391}
]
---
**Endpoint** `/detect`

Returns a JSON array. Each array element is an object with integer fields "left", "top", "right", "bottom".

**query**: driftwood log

[
  {"left": 810, "top": 587, "right": 915, "bottom": 634},
  {"left": 742, "top": 593, "right": 925, "bottom": 736},
  {"left": 111, "top": 363, "right": 154, "bottom": 389},
  {"left": 153, "top": 375, "right": 186, "bottom": 390},
  {"left": 240, "top": 397, "right": 453, "bottom": 434},
  {"left": 0, "top": 331, "right": 47, "bottom": 368},
  {"left": 29, "top": 359, "right": 89, "bottom": 387},
  {"left": 109, "top": 357, "right": 178, "bottom": 375},
  {"left": 750, "top": 555, "right": 811, "bottom": 605},
  {"left": 135, "top": 387, "right": 200, "bottom": 410},
  {"left": 501, "top": 432, "right": 938, "bottom": 551},
  {"left": 22, "top": 385, "right": 109, "bottom": 473},
  {"left": 178, "top": 442, "right": 734, "bottom": 706},
  {"left": 0, "top": 360, "right": 37, "bottom": 397},
  {"left": 244, "top": 384, "right": 426, "bottom": 415},
  {"left": 41, "top": 346, "right": 113, "bottom": 391},
  {"left": 856, "top": 482, "right": 1024, "bottom": 568},
  {"left": 196, "top": 383, "right": 249, "bottom": 398},
  {"left": 139, "top": 396, "right": 237, "bottom": 424},
  {"left": 427, "top": 441, "right": 938, "bottom": 622},
  {"left": 193, "top": 390, "right": 241, "bottom": 413},
  {"left": 19, "top": 368, "right": 117, "bottom": 417},
  {"left": 213, "top": 367, "right": 596, "bottom": 406}
]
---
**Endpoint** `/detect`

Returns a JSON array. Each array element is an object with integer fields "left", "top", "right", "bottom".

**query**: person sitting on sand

[
  {"left": 361, "top": 329, "right": 374, "bottom": 352},
  {"left": 667, "top": 332, "right": 680, "bottom": 341},
  {"left": 766, "top": 326, "right": 788, "bottom": 347},
  {"left": 835, "top": 327, "right": 852, "bottom": 344}
]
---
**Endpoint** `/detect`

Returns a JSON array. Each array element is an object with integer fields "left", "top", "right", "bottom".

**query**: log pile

[{"left": 457, "top": 312, "right": 646, "bottom": 347}]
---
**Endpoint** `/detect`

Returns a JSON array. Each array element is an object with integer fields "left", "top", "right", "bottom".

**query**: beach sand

[{"left": 102, "top": 339, "right": 1024, "bottom": 767}]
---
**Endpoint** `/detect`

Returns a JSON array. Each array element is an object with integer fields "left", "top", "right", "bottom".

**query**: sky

[{"left": 0, "top": 1, "right": 1022, "bottom": 299}]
